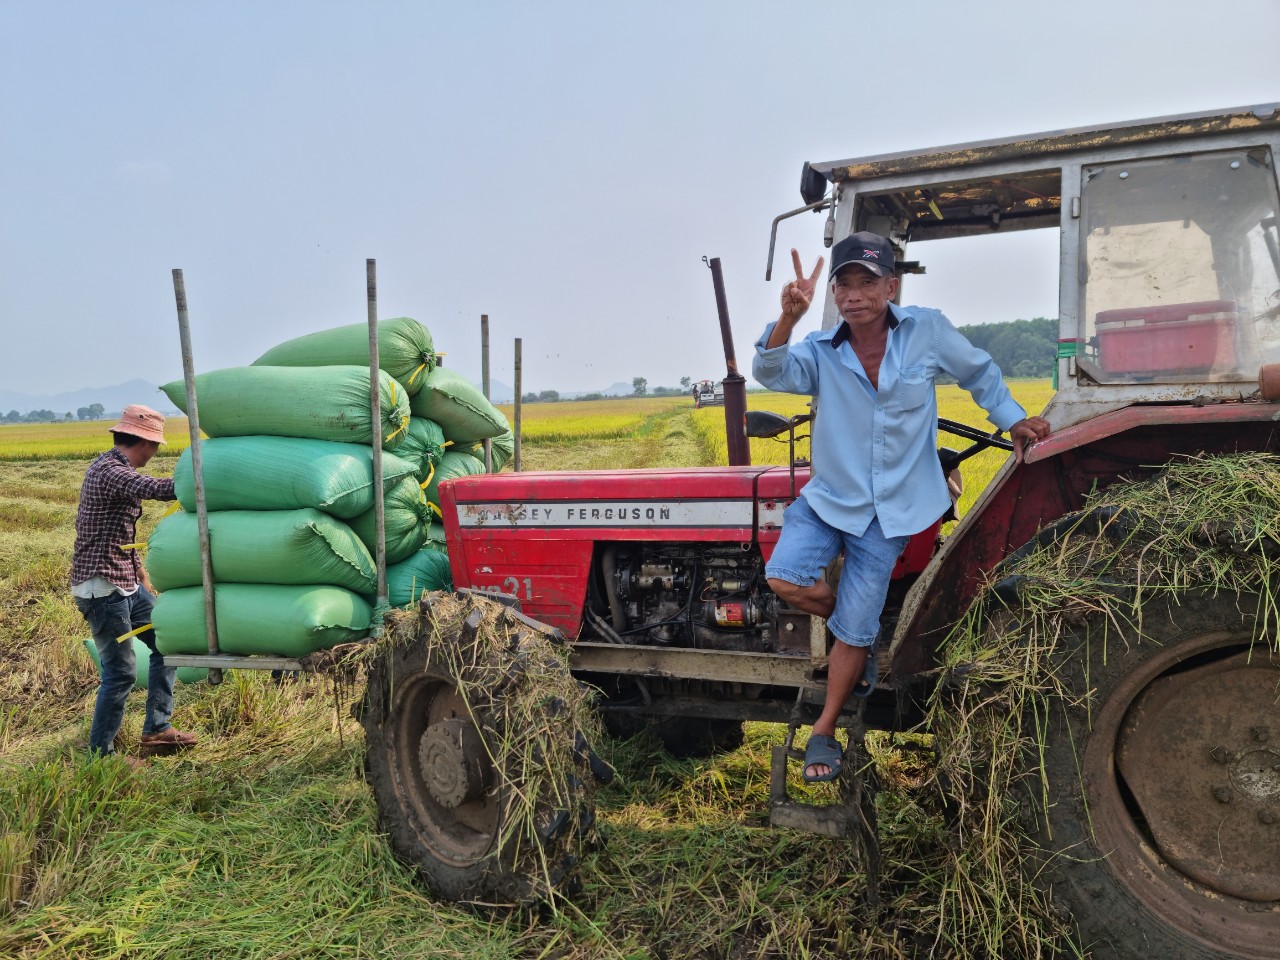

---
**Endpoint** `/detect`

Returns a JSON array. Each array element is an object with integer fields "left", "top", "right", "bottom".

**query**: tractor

[{"left": 358, "top": 104, "right": 1280, "bottom": 958}]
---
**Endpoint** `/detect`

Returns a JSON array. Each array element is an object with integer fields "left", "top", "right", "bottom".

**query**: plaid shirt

[{"left": 70, "top": 448, "right": 176, "bottom": 591}]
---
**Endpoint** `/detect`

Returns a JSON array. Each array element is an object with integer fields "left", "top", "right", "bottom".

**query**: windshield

[{"left": 1078, "top": 148, "right": 1280, "bottom": 384}]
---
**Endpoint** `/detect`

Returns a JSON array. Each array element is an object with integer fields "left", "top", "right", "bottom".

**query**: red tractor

[{"left": 360, "top": 104, "right": 1280, "bottom": 958}]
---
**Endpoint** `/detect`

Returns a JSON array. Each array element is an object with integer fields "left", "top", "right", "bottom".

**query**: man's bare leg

[{"left": 768, "top": 577, "right": 868, "bottom": 779}]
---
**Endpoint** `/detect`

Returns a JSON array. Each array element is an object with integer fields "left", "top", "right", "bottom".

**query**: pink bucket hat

[{"left": 110, "top": 404, "right": 166, "bottom": 444}]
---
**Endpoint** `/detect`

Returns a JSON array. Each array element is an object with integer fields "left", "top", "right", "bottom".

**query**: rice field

[
  {"left": 495, "top": 397, "right": 690, "bottom": 442},
  {"left": 0, "top": 420, "right": 194, "bottom": 461},
  {"left": 1, "top": 381, "right": 1067, "bottom": 960}
]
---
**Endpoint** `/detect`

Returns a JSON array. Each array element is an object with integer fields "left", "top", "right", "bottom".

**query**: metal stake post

[
  {"left": 367, "top": 260, "right": 387, "bottom": 633},
  {"left": 480, "top": 314, "right": 493, "bottom": 472},
  {"left": 172, "top": 269, "right": 222, "bottom": 685},
  {"left": 513, "top": 338, "right": 523, "bottom": 471}
]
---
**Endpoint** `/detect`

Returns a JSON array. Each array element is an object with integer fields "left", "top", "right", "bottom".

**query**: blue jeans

[
  {"left": 765, "top": 498, "right": 910, "bottom": 646},
  {"left": 75, "top": 586, "right": 175, "bottom": 755}
]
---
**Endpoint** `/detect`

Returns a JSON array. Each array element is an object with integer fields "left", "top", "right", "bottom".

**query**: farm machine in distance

[
  {"left": 691, "top": 378, "right": 725, "bottom": 408},
  {"left": 358, "top": 104, "right": 1280, "bottom": 959}
]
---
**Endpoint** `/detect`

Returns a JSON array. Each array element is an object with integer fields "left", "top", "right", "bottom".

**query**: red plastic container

[{"left": 1096, "top": 300, "right": 1237, "bottom": 375}]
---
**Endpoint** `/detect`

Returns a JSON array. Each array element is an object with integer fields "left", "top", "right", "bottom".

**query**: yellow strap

[
  {"left": 161, "top": 502, "right": 181, "bottom": 518},
  {"left": 384, "top": 419, "right": 409, "bottom": 444},
  {"left": 428, "top": 501, "right": 442, "bottom": 519},
  {"left": 117, "top": 623, "right": 151, "bottom": 644},
  {"left": 118, "top": 542, "right": 148, "bottom": 554},
  {"left": 389, "top": 379, "right": 398, "bottom": 405},
  {"left": 407, "top": 362, "right": 427, "bottom": 386},
  {"left": 442, "top": 439, "right": 454, "bottom": 448},
  {"left": 419, "top": 461, "right": 436, "bottom": 491}
]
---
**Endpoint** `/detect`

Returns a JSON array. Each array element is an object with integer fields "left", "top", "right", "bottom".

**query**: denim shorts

[{"left": 765, "top": 497, "right": 911, "bottom": 647}]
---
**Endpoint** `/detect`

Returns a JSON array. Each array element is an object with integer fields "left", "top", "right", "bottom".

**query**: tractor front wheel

[
  {"left": 361, "top": 596, "right": 603, "bottom": 904},
  {"left": 1032, "top": 591, "right": 1280, "bottom": 958}
]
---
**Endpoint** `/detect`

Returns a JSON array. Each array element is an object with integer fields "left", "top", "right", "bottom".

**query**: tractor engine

[{"left": 597, "top": 543, "right": 779, "bottom": 652}]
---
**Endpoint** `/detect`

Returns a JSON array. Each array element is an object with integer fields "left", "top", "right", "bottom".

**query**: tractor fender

[{"left": 888, "top": 401, "right": 1280, "bottom": 687}]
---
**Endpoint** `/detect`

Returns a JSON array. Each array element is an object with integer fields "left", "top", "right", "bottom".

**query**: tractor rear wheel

[
  {"left": 1029, "top": 590, "right": 1280, "bottom": 958},
  {"left": 361, "top": 597, "right": 603, "bottom": 905}
]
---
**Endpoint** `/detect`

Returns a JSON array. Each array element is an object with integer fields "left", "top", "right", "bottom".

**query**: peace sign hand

[{"left": 780, "top": 249, "right": 825, "bottom": 323}]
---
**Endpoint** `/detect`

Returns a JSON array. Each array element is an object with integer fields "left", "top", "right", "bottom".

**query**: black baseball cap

[{"left": 830, "top": 231, "right": 895, "bottom": 279}]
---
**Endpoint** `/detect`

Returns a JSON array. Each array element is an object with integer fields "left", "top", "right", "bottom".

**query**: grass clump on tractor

[{"left": 928, "top": 452, "right": 1280, "bottom": 957}]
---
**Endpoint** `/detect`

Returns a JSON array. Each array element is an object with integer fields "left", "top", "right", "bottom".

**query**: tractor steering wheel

[{"left": 936, "top": 418, "right": 1013, "bottom": 473}]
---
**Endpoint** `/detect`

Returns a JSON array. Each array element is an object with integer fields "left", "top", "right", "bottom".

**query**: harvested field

[{"left": 6, "top": 381, "right": 1183, "bottom": 960}]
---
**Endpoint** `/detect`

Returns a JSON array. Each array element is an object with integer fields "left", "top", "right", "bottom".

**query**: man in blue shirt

[{"left": 753, "top": 232, "right": 1050, "bottom": 781}]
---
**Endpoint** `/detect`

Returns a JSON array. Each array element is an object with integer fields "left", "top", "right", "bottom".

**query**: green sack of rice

[
  {"left": 488, "top": 428, "right": 515, "bottom": 471},
  {"left": 394, "top": 417, "right": 448, "bottom": 483},
  {"left": 153, "top": 584, "right": 371, "bottom": 658},
  {"left": 423, "top": 450, "right": 486, "bottom": 509},
  {"left": 147, "top": 508, "right": 376, "bottom": 595},
  {"left": 161, "top": 365, "right": 411, "bottom": 451},
  {"left": 82, "top": 636, "right": 206, "bottom": 688},
  {"left": 173, "top": 437, "right": 417, "bottom": 519},
  {"left": 458, "top": 428, "right": 515, "bottom": 472},
  {"left": 424, "top": 521, "right": 447, "bottom": 552},
  {"left": 408, "top": 367, "right": 507, "bottom": 443},
  {"left": 386, "top": 548, "right": 454, "bottom": 607},
  {"left": 348, "top": 475, "right": 432, "bottom": 564},
  {"left": 252, "top": 316, "right": 436, "bottom": 396}
]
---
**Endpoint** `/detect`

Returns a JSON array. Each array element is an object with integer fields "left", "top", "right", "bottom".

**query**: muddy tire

[
  {"left": 1029, "top": 590, "right": 1280, "bottom": 958},
  {"left": 361, "top": 596, "right": 604, "bottom": 905}
]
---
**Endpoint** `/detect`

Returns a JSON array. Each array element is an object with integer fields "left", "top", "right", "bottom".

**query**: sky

[{"left": 2, "top": 0, "right": 1278, "bottom": 400}]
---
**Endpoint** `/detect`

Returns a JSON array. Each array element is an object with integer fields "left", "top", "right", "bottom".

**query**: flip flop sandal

[{"left": 802, "top": 733, "right": 844, "bottom": 783}]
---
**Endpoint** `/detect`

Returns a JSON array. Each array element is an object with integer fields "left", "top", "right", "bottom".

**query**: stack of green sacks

[
  {"left": 149, "top": 438, "right": 417, "bottom": 657},
  {"left": 148, "top": 318, "right": 512, "bottom": 660}
]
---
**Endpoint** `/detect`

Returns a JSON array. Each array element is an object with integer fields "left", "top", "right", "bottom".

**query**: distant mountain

[
  {"left": 487, "top": 379, "right": 514, "bottom": 404},
  {"left": 0, "top": 380, "right": 177, "bottom": 417}
]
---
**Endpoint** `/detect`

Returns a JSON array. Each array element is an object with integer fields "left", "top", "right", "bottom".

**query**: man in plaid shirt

[{"left": 71, "top": 404, "right": 196, "bottom": 761}]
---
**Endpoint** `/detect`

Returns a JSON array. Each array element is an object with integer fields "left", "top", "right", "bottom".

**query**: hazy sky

[{"left": 3, "top": 1, "right": 1278, "bottom": 398}]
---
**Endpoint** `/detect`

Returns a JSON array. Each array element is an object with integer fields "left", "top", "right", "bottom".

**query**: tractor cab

[{"left": 773, "top": 104, "right": 1280, "bottom": 427}]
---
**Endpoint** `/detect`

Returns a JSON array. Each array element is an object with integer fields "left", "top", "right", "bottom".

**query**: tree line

[
  {"left": 955, "top": 317, "right": 1058, "bottom": 379},
  {"left": 3, "top": 403, "right": 107, "bottom": 424}
]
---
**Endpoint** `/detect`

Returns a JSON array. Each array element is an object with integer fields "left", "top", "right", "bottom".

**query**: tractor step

[{"left": 769, "top": 797, "right": 858, "bottom": 837}]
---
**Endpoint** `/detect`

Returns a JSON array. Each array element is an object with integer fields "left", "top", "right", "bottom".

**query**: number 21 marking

[{"left": 501, "top": 576, "right": 534, "bottom": 600}]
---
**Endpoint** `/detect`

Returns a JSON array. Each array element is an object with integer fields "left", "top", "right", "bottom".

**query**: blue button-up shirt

[{"left": 752, "top": 302, "right": 1026, "bottom": 540}]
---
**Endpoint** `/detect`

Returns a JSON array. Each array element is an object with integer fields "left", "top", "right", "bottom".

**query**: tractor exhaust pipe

[{"left": 706, "top": 256, "right": 750, "bottom": 467}]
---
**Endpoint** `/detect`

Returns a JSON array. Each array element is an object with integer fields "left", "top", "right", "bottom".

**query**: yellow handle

[
  {"left": 419, "top": 461, "right": 436, "bottom": 491},
  {"left": 407, "top": 362, "right": 427, "bottom": 386},
  {"left": 117, "top": 623, "right": 151, "bottom": 644},
  {"left": 384, "top": 419, "right": 409, "bottom": 445},
  {"left": 118, "top": 542, "right": 148, "bottom": 554}
]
